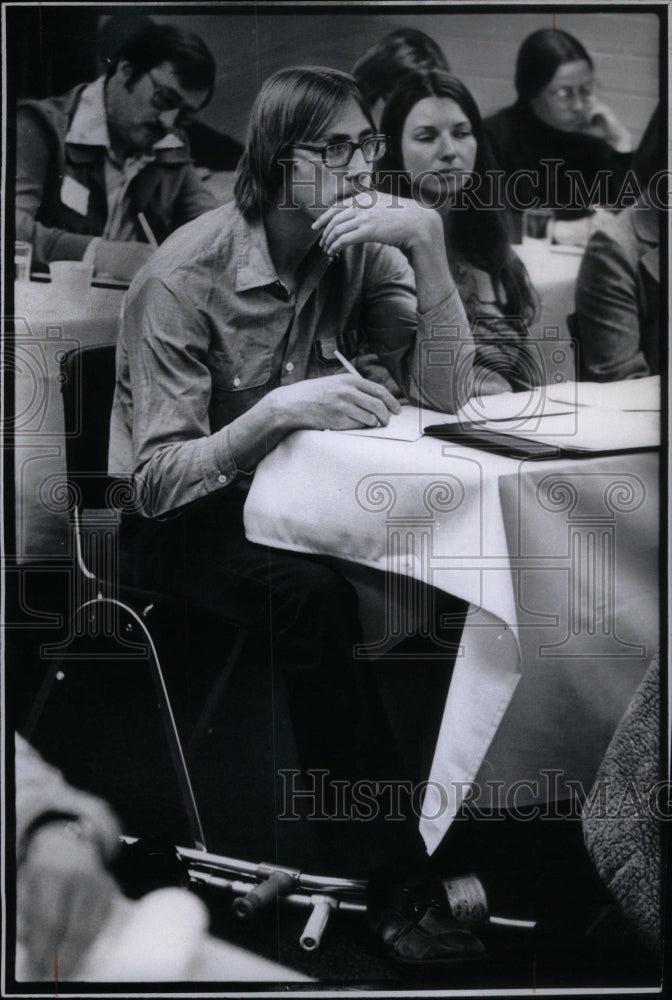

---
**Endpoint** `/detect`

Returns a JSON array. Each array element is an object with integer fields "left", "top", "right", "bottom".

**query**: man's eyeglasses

[
  {"left": 547, "top": 83, "right": 595, "bottom": 106},
  {"left": 147, "top": 70, "right": 201, "bottom": 122},
  {"left": 291, "top": 134, "right": 388, "bottom": 168}
]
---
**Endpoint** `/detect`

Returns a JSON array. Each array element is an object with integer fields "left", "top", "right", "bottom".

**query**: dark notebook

[{"left": 423, "top": 422, "right": 658, "bottom": 461}]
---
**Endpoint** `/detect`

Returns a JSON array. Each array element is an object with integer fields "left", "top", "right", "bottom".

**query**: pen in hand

[
  {"left": 333, "top": 349, "right": 394, "bottom": 429},
  {"left": 138, "top": 212, "right": 158, "bottom": 250},
  {"left": 332, "top": 349, "right": 359, "bottom": 377}
]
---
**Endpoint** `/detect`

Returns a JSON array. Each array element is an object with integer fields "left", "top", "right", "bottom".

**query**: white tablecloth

[
  {"left": 244, "top": 405, "right": 659, "bottom": 852},
  {"left": 514, "top": 240, "right": 583, "bottom": 382}
]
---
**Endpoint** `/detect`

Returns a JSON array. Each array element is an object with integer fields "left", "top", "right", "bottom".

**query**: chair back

[{"left": 59, "top": 344, "right": 131, "bottom": 510}]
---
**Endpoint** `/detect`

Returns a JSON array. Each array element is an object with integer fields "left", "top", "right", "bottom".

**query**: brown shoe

[{"left": 367, "top": 879, "right": 487, "bottom": 968}]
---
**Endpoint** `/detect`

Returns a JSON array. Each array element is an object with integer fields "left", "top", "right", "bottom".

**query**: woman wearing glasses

[
  {"left": 483, "top": 28, "right": 633, "bottom": 244},
  {"left": 323, "top": 69, "right": 539, "bottom": 394}
]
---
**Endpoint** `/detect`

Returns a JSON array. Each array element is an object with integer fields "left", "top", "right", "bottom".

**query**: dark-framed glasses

[
  {"left": 147, "top": 70, "right": 201, "bottom": 122},
  {"left": 292, "top": 134, "right": 388, "bottom": 168}
]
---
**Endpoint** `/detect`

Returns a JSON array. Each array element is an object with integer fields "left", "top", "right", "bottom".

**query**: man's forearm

[
  {"left": 224, "top": 391, "right": 296, "bottom": 474},
  {"left": 407, "top": 223, "right": 456, "bottom": 315},
  {"left": 406, "top": 230, "right": 477, "bottom": 414}
]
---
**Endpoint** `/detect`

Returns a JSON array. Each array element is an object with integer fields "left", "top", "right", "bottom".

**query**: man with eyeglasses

[
  {"left": 110, "top": 66, "right": 483, "bottom": 970},
  {"left": 16, "top": 24, "right": 218, "bottom": 281}
]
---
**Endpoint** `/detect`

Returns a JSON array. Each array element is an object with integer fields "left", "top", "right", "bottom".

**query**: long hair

[
  {"left": 379, "top": 69, "right": 537, "bottom": 323},
  {"left": 515, "top": 28, "right": 593, "bottom": 102},
  {"left": 234, "top": 66, "right": 374, "bottom": 220},
  {"left": 352, "top": 28, "right": 450, "bottom": 107}
]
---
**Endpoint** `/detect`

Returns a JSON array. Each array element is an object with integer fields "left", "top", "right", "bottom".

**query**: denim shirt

[{"left": 109, "top": 201, "right": 472, "bottom": 518}]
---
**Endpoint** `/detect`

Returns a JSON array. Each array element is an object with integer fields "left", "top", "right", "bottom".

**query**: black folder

[{"left": 423, "top": 422, "right": 658, "bottom": 461}]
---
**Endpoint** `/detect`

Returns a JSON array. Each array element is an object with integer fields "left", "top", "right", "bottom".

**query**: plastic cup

[
  {"left": 522, "top": 208, "right": 554, "bottom": 244},
  {"left": 15, "top": 241, "right": 33, "bottom": 282}
]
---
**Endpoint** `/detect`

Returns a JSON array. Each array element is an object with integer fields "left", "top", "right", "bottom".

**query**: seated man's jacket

[{"left": 16, "top": 81, "right": 217, "bottom": 268}]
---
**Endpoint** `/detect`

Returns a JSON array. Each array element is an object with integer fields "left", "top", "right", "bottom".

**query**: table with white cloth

[
  {"left": 243, "top": 397, "right": 659, "bottom": 853},
  {"left": 8, "top": 241, "right": 580, "bottom": 563},
  {"left": 10, "top": 280, "right": 126, "bottom": 564},
  {"left": 514, "top": 240, "right": 583, "bottom": 382}
]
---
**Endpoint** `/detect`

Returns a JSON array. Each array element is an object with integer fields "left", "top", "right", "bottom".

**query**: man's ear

[{"left": 115, "top": 59, "right": 134, "bottom": 86}]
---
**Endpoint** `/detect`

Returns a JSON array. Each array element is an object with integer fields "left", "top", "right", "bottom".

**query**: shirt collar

[
  {"left": 234, "top": 213, "right": 283, "bottom": 292},
  {"left": 233, "top": 212, "right": 331, "bottom": 296},
  {"left": 65, "top": 75, "right": 185, "bottom": 156}
]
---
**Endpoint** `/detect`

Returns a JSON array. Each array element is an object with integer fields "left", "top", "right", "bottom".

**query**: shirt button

[
  {"left": 217, "top": 474, "right": 228, "bottom": 484},
  {"left": 285, "top": 362, "right": 295, "bottom": 373},
  {"left": 232, "top": 377, "right": 241, "bottom": 387}
]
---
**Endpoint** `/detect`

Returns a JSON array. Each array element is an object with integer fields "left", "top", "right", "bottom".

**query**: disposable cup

[{"left": 15, "top": 241, "right": 32, "bottom": 282}]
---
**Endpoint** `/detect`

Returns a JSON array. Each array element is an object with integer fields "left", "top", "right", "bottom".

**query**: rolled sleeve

[
  {"left": 362, "top": 246, "right": 474, "bottom": 414},
  {"left": 409, "top": 289, "right": 476, "bottom": 413},
  {"left": 120, "top": 277, "right": 239, "bottom": 517}
]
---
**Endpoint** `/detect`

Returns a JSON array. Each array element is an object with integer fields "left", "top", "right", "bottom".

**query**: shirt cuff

[{"left": 200, "top": 427, "right": 239, "bottom": 492}]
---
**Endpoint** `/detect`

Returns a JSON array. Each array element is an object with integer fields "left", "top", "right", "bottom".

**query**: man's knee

[{"left": 274, "top": 559, "right": 359, "bottom": 632}]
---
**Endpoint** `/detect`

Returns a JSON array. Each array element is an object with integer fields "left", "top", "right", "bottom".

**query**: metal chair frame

[
  {"left": 20, "top": 343, "right": 536, "bottom": 952},
  {"left": 19, "top": 342, "right": 372, "bottom": 949},
  {"left": 22, "top": 343, "right": 249, "bottom": 852}
]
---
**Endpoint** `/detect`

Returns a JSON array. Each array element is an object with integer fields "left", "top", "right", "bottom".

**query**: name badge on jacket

[{"left": 60, "top": 176, "right": 90, "bottom": 216}]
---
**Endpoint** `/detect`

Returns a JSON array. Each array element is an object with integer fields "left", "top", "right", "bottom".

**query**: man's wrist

[
  {"left": 22, "top": 813, "right": 106, "bottom": 862},
  {"left": 407, "top": 211, "right": 444, "bottom": 252},
  {"left": 261, "top": 386, "right": 300, "bottom": 433}
]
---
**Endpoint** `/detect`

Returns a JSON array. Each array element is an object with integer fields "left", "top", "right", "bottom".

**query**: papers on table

[
  {"left": 456, "top": 386, "right": 575, "bottom": 425},
  {"left": 534, "top": 409, "right": 659, "bottom": 453},
  {"left": 341, "top": 403, "right": 435, "bottom": 441},
  {"left": 423, "top": 377, "right": 661, "bottom": 456},
  {"left": 341, "top": 378, "right": 661, "bottom": 453},
  {"left": 547, "top": 375, "right": 660, "bottom": 413}
]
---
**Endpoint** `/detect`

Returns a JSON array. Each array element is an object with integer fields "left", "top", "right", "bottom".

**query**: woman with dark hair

[
  {"left": 352, "top": 27, "right": 450, "bottom": 120},
  {"left": 484, "top": 28, "right": 633, "bottom": 242},
  {"left": 354, "top": 69, "right": 539, "bottom": 395}
]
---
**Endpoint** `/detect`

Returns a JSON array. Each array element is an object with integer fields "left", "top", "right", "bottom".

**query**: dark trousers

[{"left": 120, "top": 488, "right": 428, "bottom": 873}]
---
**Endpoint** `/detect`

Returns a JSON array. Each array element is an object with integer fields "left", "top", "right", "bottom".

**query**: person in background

[
  {"left": 97, "top": 13, "right": 244, "bottom": 174},
  {"left": 352, "top": 26, "right": 450, "bottom": 122},
  {"left": 483, "top": 28, "right": 633, "bottom": 245},
  {"left": 109, "top": 64, "right": 486, "bottom": 969},
  {"left": 16, "top": 23, "right": 218, "bottom": 282},
  {"left": 358, "top": 69, "right": 539, "bottom": 395},
  {"left": 15, "top": 733, "right": 121, "bottom": 980},
  {"left": 572, "top": 108, "right": 660, "bottom": 381},
  {"left": 15, "top": 734, "right": 308, "bottom": 982}
]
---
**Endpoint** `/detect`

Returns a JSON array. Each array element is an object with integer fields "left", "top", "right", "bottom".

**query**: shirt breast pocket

[
  {"left": 210, "top": 352, "right": 274, "bottom": 428},
  {"left": 313, "top": 331, "right": 359, "bottom": 370}
]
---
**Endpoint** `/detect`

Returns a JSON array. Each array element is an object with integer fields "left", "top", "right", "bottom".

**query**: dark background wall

[{"left": 8, "top": 6, "right": 660, "bottom": 147}]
